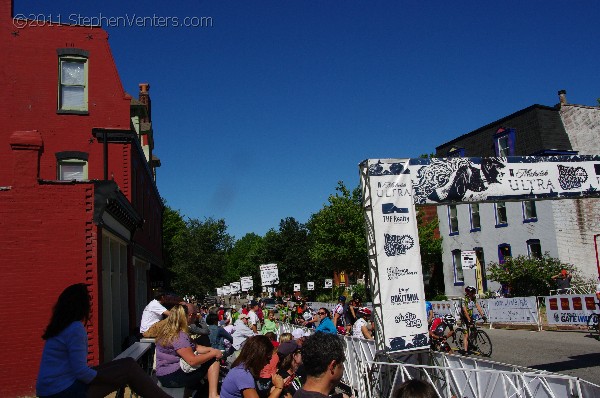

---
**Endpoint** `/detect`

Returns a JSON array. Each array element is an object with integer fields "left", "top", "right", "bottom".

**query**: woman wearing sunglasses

[{"left": 314, "top": 308, "right": 337, "bottom": 335}]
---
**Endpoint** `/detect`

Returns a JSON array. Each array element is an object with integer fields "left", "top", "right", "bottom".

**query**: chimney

[
  {"left": 558, "top": 90, "right": 567, "bottom": 105},
  {"left": 9, "top": 130, "right": 43, "bottom": 187},
  {"left": 139, "top": 83, "right": 151, "bottom": 123}
]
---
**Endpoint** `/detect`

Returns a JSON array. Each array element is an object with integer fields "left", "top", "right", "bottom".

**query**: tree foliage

[
  {"left": 307, "top": 181, "right": 368, "bottom": 278},
  {"left": 487, "top": 254, "right": 574, "bottom": 297},
  {"left": 169, "top": 217, "right": 233, "bottom": 297}
]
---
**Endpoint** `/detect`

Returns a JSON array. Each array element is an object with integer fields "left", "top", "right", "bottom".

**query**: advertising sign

[
  {"left": 241, "top": 276, "right": 253, "bottom": 292},
  {"left": 294, "top": 283, "right": 300, "bottom": 291},
  {"left": 324, "top": 279, "right": 333, "bottom": 288},
  {"left": 545, "top": 295, "right": 598, "bottom": 325},
  {"left": 222, "top": 285, "right": 231, "bottom": 295},
  {"left": 260, "top": 263, "right": 279, "bottom": 286},
  {"left": 216, "top": 288, "right": 223, "bottom": 296},
  {"left": 230, "top": 282, "right": 241, "bottom": 295},
  {"left": 307, "top": 282, "right": 314, "bottom": 291},
  {"left": 461, "top": 250, "right": 477, "bottom": 269},
  {"left": 363, "top": 159, "right": 428, "bottom": 352},
  {"left": 487, "top": 297, "right": 539, "bottom": 324}
]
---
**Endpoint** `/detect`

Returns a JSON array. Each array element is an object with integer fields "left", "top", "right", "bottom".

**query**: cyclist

[
  {"left": 461, "top": 286, "right": 487, "bottom": 354},
  {"left": 429, "top": 314, "right": 456, "bottom": 352}
]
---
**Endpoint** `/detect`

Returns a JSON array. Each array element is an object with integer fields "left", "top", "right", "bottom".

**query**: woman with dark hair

[
  {"left": 36, "top": 283, "right": 171, "bottom": 398},
  {"left": 220, "top": 335, "right": 285, "bottom": 398},
  {"left": 155, "top": 304, "right": 222, "bottom": 398},
  {"left": 206, "top": 312, "right": 234, "bottom": 357},
  {"left": 314, "top": 308, "right": 336, "bottom": 335},
  {"left": 276, "top": 341, "right": 304, "bottom": 398}
]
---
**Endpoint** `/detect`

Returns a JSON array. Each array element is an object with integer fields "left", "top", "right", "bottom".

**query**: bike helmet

[
  {"left": 358, "top": 307, "right": 372, "bottom": 316},
  {"left": 465, "top": 286, "right": 476, "bottom": 295},
  {"left": 443, "top": 314, "right": 456, "bottom": 325}
]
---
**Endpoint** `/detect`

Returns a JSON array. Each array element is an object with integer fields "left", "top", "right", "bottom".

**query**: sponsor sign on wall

[
  {"left": 260, "top": 263, "right": 279, "bottom": 286},
  {"left": 487, "top": 297, "right": 539, "bottom": 324},
  {"left": 461, "top": 250, "right": 477, "bottom": 269},
  {"left": 363, "top": 159, "right": 428, "bottom": 352},
  {"left": 545, "top": 295, "right": 598, "bottom": 325}
]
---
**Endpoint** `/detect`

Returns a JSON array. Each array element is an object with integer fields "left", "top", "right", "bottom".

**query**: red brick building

[{"left": 0, "top": 1, "right": 164, "bottom": 395}]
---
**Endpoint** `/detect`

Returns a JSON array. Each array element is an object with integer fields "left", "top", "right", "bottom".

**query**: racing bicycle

[{"left": 453, "top": 320, "right": 492, "bottom": 357}]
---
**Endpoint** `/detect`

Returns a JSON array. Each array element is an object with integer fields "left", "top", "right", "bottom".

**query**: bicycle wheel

[
  {"left": 451, "top": 328, "right": 465, "bottom": 352},
  {"left": 471, "top": 330, "right": 492, "bottom": 357},
  {"left": 587, "top": 313, "right": 600, "bottom": 340}
]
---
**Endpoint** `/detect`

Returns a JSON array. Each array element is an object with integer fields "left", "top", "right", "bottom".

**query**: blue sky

[{"left": 15, "top": 1, "right": 600, "bottom": 239}]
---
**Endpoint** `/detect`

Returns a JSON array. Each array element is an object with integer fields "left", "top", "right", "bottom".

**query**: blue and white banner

[
  {"left": 545, "top": 295, "right": 598, "bottom": 325},
  {"left": 365, "top": 159, "right": 428, "bottom": 352},
  {"left": 487, "top": 297, "right": 539, "bottom": 324}
]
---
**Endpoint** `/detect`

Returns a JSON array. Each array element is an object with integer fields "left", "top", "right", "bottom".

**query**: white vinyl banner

[
  {"left": 545, "top": 295, "right": 598, "bottom": 325},
  {"left": 230, "top": 282, "right": 241, "bottom": 295},
  {"left": 222, "top": 285, "right": 231, "bottom": 295},
  {"left": 366, "top": 159, "right": 428, "bottom": 352},
  {"left": 487, "top": 297, "right": 539, "bottom": 324},
  {"left": 307, "top": 282, "right": 314, "bottom": 291},
  {"left": 216, "top": 288, "right": 223, "bottom": 296},
  {"left": 240, "top": 276, "right": 253, "bottom": 291},
  {"left": 260, "top": 263, "right": 279, "bottom": 286},
  {"left": 294, "top": 283, "right": 300, "bottom": 291},
  {"left": 324, "top": 279, "right": 333, "bottom": 288},
  {"left": 430, "top": 301, "right": 455, "bottom": 318}
]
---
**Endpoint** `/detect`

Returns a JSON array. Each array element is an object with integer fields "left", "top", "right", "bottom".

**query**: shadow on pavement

[{"left": 530, "top": 353, "right": 600, "bottom": 373}]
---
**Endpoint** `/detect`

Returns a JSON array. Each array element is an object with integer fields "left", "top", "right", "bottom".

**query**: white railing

[
  {"left": 278, "top": 322, "right": 600, "bottom": 398},
  {"left": 549, "top": 283, "right": 596, "bottom": 296}
]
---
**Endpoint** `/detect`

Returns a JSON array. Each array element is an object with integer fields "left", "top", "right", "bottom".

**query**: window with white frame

[
  {"left": 452, "top": 249, "right": 464, "bottom": 285},
  {"left": 470, "top": 203, "right": 481, "bottom": 231},
  {"left": 56, "top": 151, "right": 88, "bottom": 181},
  {"left": 527, "top": 239, "right": 542, "bottom": 259},
  {"left": 58, "top": 52, "right": 88, "bottom": 112},
  {"left": 495, "top": 201, "right": 507, "bottom": 226},
  {"left": 448, "top": 205, "right": 459, "bottom": 235},
  {"left": 523, "top": 200, "right": 537, "bottom": 222}
]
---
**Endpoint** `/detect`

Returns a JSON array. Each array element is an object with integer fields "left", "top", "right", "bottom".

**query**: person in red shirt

[{"left": 241, "top": 304, "right": 249, "bottom": 315}]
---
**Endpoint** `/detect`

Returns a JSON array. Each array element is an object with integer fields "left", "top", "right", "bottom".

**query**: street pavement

[{"left": 481, "top": 327, "right": 600, "bottom": 386}]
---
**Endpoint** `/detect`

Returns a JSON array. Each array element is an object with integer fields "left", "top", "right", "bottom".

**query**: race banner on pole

[
  {"left": 260, "top": 263, "right": 279, "bottom": 286},
  {"left": 241, "top": 276, "right": 253, "bottom": 292},
  {"left": 362, "top": 159, "right": 428, "bottom": 352},
  {"left": 294, "top": 283, "right": 300, "bottom": 291},
  {"left": 216, "top": 288, "right": 223, "bottom": 296},
  {"left": 324, "top": 279, "right": 333, "bottom": 288},
  {"left": 222, "top": 285, "right": 231, "bottom": 295},
  {"left": 307, "top": 282, "right": 314, "bottom": 291},
  {"left": 230, "top": 282, "right": 241, "bottom": 295}
]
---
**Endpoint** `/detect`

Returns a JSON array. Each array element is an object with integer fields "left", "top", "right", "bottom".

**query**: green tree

[
  {"left": 226, "top": 232, "right": 265, "bottom": 292},
  {"left": 170, "top": 217, "right": 234, "bottom": 297},
  {"left": 162, "top": 204, "right": 187, "bottom": 272},
  {"left": 307, "top": 181, "right": 368, "bottom": 281},
  {"left": 488, "top": 254, "right": 574, "bottom": 297}
]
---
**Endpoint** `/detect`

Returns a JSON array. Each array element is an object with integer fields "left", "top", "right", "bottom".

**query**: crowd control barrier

[{"left": 278, "top": 321, "right": 600, "bottom": 398}]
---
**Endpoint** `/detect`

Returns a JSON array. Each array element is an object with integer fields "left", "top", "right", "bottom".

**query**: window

[
  {"left": 448, "top": 205, "right": 459, "bottom": 235},
  {"left": 523, "top": 200, "right": 537, "bottom": 222},
  {"left": 57, "top": 49, "right": 89, "bottom": 112},
  {"left": 495, "top": 202, "right": 507, "bottom": 227},
  {"left": 494, "top": 127, "right": 515, "bottom": 157},
  {"left": 527, "top": 239, "right": 542, "bottom": 259},
  {"left": 56, "top": 151, "right": 88, "bottom": 181},
  {"left": 452, "top": 249, "right": 464, "bottom": 285},
  {"left": 469, "top": 203, "right": 481, "bottom": 231},
  {"left": 498, "top": 244, "right": 512, "bottom": 264}
]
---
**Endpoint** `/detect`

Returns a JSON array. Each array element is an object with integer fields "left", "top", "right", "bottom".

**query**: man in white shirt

[
  {"left": 140, "top": 291, "right": 170, "bottom": 335},
  {"left": 247, "top": 300, "right": 259, "bottom": 333}
]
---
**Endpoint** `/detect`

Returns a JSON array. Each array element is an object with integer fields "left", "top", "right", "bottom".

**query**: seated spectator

[
  {"left": 291, "top": 329, "right": 310, "bottom": 346},
  {"left": 231, "top": 313, "right": 256, "bottom": 360},
  {"left": 279, "top": 332, "right": 293, "bottom": 344},
  {"left": 393, "top": 379, "right": 437, "bottom": 398},
  {"left": 206, "top": 313, "right": 234, "bottom": 357},
  {"left": 262, "top": 310, "right": 278, "bottom": 334},
  {"left": 314, "top": 308, "right": 337, "bottom": 335},
  {"left": 36, "top": 283, "right": 170, "bottom": 398},
  {"left": 220, "top": 335, "right": 284, "bottom": 398},
  {"left": 155, "top": 304, "right": 222, "bottom": 398},
  {"left": 276, "top": 340, "right": 304, "bottom": 398},
  {"left": 293, "top": 332, "right": 346, "bottom": 398},
  {"left": 140, "top": 290, "right": 171, "bottom": 337}
]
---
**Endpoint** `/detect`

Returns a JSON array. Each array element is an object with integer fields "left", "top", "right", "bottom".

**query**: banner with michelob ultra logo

[{"left": 363, "top": 159, "right": 428, "bottom": 352}]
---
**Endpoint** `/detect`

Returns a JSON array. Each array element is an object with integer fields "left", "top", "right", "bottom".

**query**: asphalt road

[{"left": 479, "top": 327, "right": 600, "bottom": 386}]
